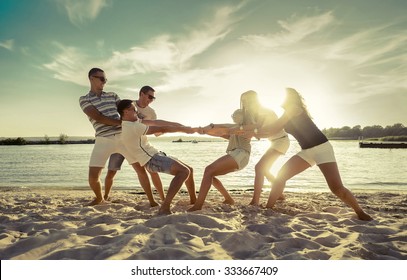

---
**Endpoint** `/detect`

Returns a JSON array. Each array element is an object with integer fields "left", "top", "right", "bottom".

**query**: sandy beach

[{"left": 0, "top": 188, "right": 406, "bottom": 260}]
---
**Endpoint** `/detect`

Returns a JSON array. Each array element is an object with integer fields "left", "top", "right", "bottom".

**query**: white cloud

[
  {"left": 322, "top": 23, "right": 407, "bottom": 100},
  {"left": 57, "top": 0, "right": 109, "bottom": 26},
  {"left": 157, "top": 65, "right": 242, "bottom": 93},
  {"left": 0, "top": 39, "right": 14, "bottom": 51},
  {"left": 240, "top": 11, "right": 335, "bottom": 49},
  {"left": 326, "top": 25, "right": 407, "bottom": 67},
  {"left": 44, "top": 2, "right": 245, "bottom": 90},
  {"left": 104, "top": 3, "right": 244, "bottom": 76},
  {"left": 42, "top": 43, "right": 90, "bottom": 86}
]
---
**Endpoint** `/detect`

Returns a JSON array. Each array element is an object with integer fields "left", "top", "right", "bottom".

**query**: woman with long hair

[
  {"left": 239, "top": 90, "right": 290, "bottom": 206},
  {"left": 188, "top": 109, "right": 251, "bottom": 211}
]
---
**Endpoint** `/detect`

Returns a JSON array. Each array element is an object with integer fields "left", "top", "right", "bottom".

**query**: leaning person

[
  {"left": 117, "top": 99, "right": 197, "bottom": 215},
  {"left": 238, "top": 88, "right": 372, "bottom": 221},
  {"left": 188, "top": 109, "right": 251, "bottom": 211},
  {"left": 105, "top": 86, "right": 179, "bottom": 202}
]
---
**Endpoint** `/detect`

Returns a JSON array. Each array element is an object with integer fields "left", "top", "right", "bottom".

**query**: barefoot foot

[
  {"left": 157, "top": 208, "right": 172, "bottom": 215},
  {"left": 86, "top": 198, "right": 105, "bottom": 206},
  {"left": 150, "top": 201, "right": 159, "bottom": 207},
  {"left": 187, "top": 205, "right": 202, "bottom": 212},
  {"left": 357, "top": 211, "right": 373, "bottom": 221},
  {"left": 223, "top": 199, "right": 235, "bottom": 205}
]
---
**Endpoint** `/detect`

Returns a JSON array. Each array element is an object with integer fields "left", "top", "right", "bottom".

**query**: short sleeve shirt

[
  {"left": 135, "top": 103, "right": 157, "bottom": 120},
  {"left": 121, "top": 121, "right": 159, "bottom": 166},
  {"left": 79, "top": 91, "right": 121, "bottom": 137}
]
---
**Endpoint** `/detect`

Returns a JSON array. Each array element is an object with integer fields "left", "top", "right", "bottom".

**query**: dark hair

[
  {"left": 88, "top": 68, "right": 104, "bottom": 78},
  {"left": 117, "top": 99, "right": 134, "bottom": 118},
  {"left": 139, "top": 85, "right": 155, "bottom": 96}
]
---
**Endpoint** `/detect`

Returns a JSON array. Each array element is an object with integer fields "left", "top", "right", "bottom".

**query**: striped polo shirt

[{"left": 79, "top": 91, "right": 121, "bottom": 137}]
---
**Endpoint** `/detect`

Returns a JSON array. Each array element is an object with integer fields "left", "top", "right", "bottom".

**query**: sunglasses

[
  {"left": 92, "top": 76, "right": 107, "bottom": 83},
  {"left": 145, "top": 93, "right": 156, "bottom": 100}
]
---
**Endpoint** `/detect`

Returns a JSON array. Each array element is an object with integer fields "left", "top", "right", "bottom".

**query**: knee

[
  {"left": 179, "top": 166, "right": 190, "bottom": 180},
  {"left": 89, "top": 171, "right": 101, "bottom": 184},
  {"left": 204, "top": 165, "right": 215, "bottom": 177},
  {"left": 274, "top": 172, "right": 288, "bottom": 185},
  {"left": 254, "top": 162, "right": 264, "bottom": 173},
  {"left": 174, "top": 164, "right": 189, "bottom": 178},
  {"left": 329, "top": 184, "right": 346, "bottom": 197},
  {"left": 105, "top": 170, "right": 117, "bottom": 180}
]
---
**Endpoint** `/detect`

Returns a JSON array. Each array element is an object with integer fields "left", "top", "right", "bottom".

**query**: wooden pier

[{"left": 359, "top": 141, "right": 407, "bottom": 149}]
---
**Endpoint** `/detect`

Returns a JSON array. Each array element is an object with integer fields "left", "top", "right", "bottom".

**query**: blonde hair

[
  {"left": 231, "top": 109, "right": 244, "bottom": 125},
  {"left": 240, "top": 90, "right": 260, "bottom": 125}
]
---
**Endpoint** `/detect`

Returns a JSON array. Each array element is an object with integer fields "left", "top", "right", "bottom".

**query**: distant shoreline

[
  {"left": 1, "top": 135, "right": 406, "bottom": 146},
  {"left": 0, "top": 135, "right": 226, "bottom": 146}
]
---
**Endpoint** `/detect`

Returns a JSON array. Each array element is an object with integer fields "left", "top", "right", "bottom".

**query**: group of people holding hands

[{"left": 80, "top": 67, "right": 372, "bottom": 220}]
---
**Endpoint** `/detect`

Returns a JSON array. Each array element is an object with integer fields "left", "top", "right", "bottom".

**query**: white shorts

[
  {"left": 296, "top": 141, "right": 336, "bottom": 166},
  {"left": 269, "top": 135, "right": 290, "bottom": 154},
  {"left": 227, "top": 148, "right": 250, "bottom": 171},
  {"left": 89, "top": 135, "right": 131, "bottom": 168}
]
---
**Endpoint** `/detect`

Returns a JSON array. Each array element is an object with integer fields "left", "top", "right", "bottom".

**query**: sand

[{"left": 0, "top": 188, "right": 406, "bottom": 260}]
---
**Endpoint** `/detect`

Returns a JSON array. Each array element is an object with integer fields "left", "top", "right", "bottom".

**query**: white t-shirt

[
  {"left": 121, "top": 121, "right": 159, "bottom": 166},
  {"left": 135, "top": 102, "right": 157, "bottom": 120},
  {"left": 135, "top": 102, "right": 162, "bottom": 136}
]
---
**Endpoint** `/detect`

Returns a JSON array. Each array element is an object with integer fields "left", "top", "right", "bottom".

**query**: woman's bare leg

[
  {"left": 318, "top": 162, "right": 372, "bottom": 220},
  {"left": 212, "top": 177, "right": 234, "bottom": 205},
  {"left": 266, "top": 156, "right": 310, "bottom": 208},
  {"left": 251, "top": 149, "right": 282, "bottom": 206},
  {"left": 188, "top": 155, "right": 238, "bottom": 211}
]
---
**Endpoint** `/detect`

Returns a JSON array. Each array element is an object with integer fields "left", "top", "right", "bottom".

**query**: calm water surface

[{"left": 1, "top": 138, "right": 406, "bottom": 193}]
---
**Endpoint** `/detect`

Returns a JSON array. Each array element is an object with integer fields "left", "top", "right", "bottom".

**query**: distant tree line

[
  {"left": 0, "top": 137, "right": 27, "bottom": 145},
  {"left": 1, "top": 124, "right": 406, "bottom": 145},
  {"left": 0, "top": 134, "right": 95, "bottom": 146},
  {"left": 322, "top": 123, "right": 407, "bottom": 140}
]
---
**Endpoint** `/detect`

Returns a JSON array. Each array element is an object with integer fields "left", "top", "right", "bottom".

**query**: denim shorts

[
  {"left": 107, "top": 153, "right": 125, "bottom": 171},
  {"left": 145, "top": 152, "right": 175, "bottom": 174}
]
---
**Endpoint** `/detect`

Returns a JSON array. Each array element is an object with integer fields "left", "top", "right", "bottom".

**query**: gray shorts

[
  {"left": 145, "top": 152, "right": 175, "bottom": 174},
  {"left": 108, "top": 153, "right": 125, "bottom": 171}
]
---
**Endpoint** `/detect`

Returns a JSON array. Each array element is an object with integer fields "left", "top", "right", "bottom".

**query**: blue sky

[{"left": 1, "top": 0, "right": 406, "bottom": 137}]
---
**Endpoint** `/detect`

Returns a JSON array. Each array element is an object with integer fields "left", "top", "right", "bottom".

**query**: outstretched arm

[
  {"left": 141, "top": 119, "right": 185, "bottom": 127},
  {"left": 199, "top": 123, "right": 239, "bottom": 138},
  {"left": 233, "top": 106, "right": 303, "bottom": 138},
  {"left": 146, "top": 125, "right": 197, "bottom": 135}
]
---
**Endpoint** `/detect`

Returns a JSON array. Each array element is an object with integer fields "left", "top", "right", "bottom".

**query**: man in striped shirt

[{"left": 79, "top": 67, "right": 132, "bottom": 206}]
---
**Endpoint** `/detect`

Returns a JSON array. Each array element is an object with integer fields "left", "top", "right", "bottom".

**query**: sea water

[{"left": 0, "top": 137, "right": 406, "bottom": 193}]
